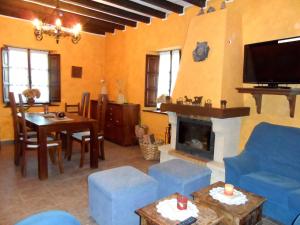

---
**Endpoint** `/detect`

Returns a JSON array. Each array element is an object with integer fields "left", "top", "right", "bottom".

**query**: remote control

[{"left": 178, "top": 217, "right": 197, "bottom": 225}]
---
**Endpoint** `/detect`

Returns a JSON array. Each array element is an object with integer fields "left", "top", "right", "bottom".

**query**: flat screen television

[{"left": 243, "top": 37, "right": 300, "bottom": 88}]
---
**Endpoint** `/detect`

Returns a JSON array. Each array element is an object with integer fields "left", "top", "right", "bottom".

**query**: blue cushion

[
  {"left": 149, "top": 159, "right": 211, "bottom": 198},
  {"left": 294, "top": 214, "right": 300, "bottom": 225},
  {"left": 15, "top": 210, "right": 80, "bottom": 225},
  {"left": 240, "top": 171, "right": 300, "bottom": 205},
  {"left": 289, "top": 189, "right": 300, "bottom": 210},
  {"left": 88, "top": 166, "right": 158, "bottom": 225}
]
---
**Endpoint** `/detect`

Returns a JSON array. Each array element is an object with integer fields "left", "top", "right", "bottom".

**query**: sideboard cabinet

[{"left": 90, "top": 101, "right": 140, "bottom": 146}]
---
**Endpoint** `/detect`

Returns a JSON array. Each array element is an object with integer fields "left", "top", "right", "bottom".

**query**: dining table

[{"left": 23, "top": 112, "right": 99, "bottom": 180}]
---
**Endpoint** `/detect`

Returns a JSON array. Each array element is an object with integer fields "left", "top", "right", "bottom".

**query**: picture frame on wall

[{"left": 71, "top": 66, "right": 82, "bottom": 78}]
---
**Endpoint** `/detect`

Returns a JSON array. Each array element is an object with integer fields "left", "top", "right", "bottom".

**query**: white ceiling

[{"left": 92, "top": 0, "right": 193, "bottom": 17}]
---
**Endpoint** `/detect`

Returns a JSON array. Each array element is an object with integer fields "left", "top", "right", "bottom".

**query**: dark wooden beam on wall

[
  {"left": 182, "top": 0, "right": 206, "bottom": 7},
  {"left": 21, "top": 0, "right": 125, "bottom": 31},
  {"left": 66, "top": 0, "right": 151, "bottom": 23},
  {"left": 140, "top": 0, "right": 184, "bottom": 14},
  {"left": 101, "top": 0, "right": 166, "bottom": 19},
  {"left": 0, "top": 0, "right": 108, "bottom": 35},
  {"left": 26, "top": 0, "right": 136, "bottom": 27}
]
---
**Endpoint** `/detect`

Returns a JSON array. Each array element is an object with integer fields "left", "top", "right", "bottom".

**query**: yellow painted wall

[
  {"left": 105, "top": 7, "right": 202, "bottom": 140},
  {"left": 221, "top": 11, "right": 243, "bottom": 107},
  {"left": 172, "top": 10, "right": 227, "bottom": 105},
  {"left": 0, "top": 15, "right": 105, "bottom": 141},
  {"left": 105, "top": 0, "right": 300, "bottom": 149}
]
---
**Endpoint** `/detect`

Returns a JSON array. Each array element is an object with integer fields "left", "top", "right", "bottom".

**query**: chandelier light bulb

[
  {"left": 55, "top": 18, "right": 62, "bottom": 28},
  {"left": 72, "top": 23, "right": 82, "bottom": 36},
  {"left": 32, "top": 18, "right": 41, "bottom": 29}
]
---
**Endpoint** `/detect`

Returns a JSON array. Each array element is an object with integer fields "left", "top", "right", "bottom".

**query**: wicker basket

[{"left": 138, "top": 139, "right": 164, "bottom": 161}]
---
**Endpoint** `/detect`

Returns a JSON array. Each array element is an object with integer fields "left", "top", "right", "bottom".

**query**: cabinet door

[{"left": 104, "top": 122, "right": 116, "bottom": 142}]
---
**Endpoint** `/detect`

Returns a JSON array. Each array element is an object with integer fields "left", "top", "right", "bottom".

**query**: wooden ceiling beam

[
  {"left": 27, "top": 0, "right": 136, "bottom": 27},
  {"left": 0, "top": 0, "right": 110, "bottom": 34},
  {"left": 140, "top": 0, "right": 184, "bottom": 14},
  {"left": 101, "top": 0, "right": 166, "bottom": 19},
  {"left": 21, "top": 0, "right": 124, "bottom": 31},
  {"left": 66, "top": 0, "right": 151, "bottom": 23},
  {"left": 182, "top": 0, "right": 206, "bottom": 8}
]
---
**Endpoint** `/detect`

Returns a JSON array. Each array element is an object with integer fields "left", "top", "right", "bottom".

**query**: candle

[
  {"left": 177, "top": 194, "right": 188, "bottom": 210},
  {"left": 224, "top": 184, "right": 234, "bottom": 196}
]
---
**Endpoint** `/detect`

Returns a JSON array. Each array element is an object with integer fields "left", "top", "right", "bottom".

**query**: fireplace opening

[{"left": 176, "top": 117, "right": 214, "bottom": 160}]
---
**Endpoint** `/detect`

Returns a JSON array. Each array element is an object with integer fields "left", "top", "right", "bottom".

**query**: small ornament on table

[
  {"left": 177, "top": 194, "right": 188, "bottom": 210},
  {"left": 224, "top": 183, "right": 234, "bottom": 196},
  {"left": 22, "top": 88, "right": 41, "bottom": 105}
]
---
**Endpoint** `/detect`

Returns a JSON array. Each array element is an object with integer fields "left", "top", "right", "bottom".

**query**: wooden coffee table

[
  {"left": 136, "top": 193, "right": 223, "bottom": 225},
  {"left": 192, "top": 181, "right": 266, "bottom": 225}
]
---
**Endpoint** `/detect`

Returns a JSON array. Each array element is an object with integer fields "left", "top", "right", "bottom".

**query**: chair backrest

[
  {"left": 18, "top": 94, "right": 28, "bottom": 141},
  {"left": 245, "top": 122, "right": 300, "bottom": 180},
  {"left": 65, "top": 103, "right": 80, "bottom": 114},
  {"left": 8, "top": 92, "right": 20, "bottom": 140},
  {"left": 79, "top": 92, "right": 90, "bottom": 118},
  {"left": 96, "top": 94, "right": 108, "bottom": 132}
]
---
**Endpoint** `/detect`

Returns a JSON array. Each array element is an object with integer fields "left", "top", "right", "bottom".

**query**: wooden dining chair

[
  {"left": 18, "top": 94, "right": 64, "bottom": 177},
  {"left": 79, "top": 92, "right": 90, "bottom": 118},
  {"left": 8, "top": 92, "right": 37, "bottom": 166},
  {"left": 65, "top": 103, "right": 80, "bottom": 114},
  {"left": 71, "top": 94, "right": 107, "bottom": 167},
  {"left": 61, "top": 92, "right": 91, "bottom": 155}
]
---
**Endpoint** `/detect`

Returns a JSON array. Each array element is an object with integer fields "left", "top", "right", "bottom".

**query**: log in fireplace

[{"left": 176, "top": 116, "right": 215, "bottom": 160}]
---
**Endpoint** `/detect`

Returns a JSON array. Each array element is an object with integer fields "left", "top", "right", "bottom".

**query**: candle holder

[
  {"left": 224, "top": 184, "right": 234, "bottom": 196},
  {"left": 177, "top": 194, "right": 188, "bottom": 210}
]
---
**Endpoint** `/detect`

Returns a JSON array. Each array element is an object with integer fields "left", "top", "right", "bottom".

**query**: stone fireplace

[
  {"left": 176, "top": 116, "right": 215, "bottom": 160},
  {"left": 159, "top": 105, "right": 249, "bottom": 183}
]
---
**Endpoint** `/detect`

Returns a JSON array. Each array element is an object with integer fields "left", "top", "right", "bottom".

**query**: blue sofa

[{"left": 224, "top": 122, "right": 300, "bottom": 225}]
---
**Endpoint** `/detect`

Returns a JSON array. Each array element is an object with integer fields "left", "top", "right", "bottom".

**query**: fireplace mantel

[{"left": 160, "top": 103, "right": 250, "bottom": 118}]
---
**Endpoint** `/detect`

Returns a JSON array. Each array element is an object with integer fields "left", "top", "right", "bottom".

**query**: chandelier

[{"left": 32, "top": 0, "right": 82, "bottom": 44}]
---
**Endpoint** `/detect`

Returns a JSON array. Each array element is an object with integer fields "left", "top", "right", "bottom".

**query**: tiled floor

[
  {"left": 0, "top": 141, "right": 156, "bottom": 225},
  {"left": 0, "top": 142, "right": 280, "bottom": 225}
]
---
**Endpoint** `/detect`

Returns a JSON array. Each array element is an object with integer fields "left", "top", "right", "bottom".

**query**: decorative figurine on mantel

[
  {"left": 220, "top": 100, "right": 227, "bottom": 109},
  {"left": 204, "top": 99, "right": 212, "bottom": 108},
  {"left": 192, "top": 96, "right": 203, "bottom": 105},
  {"left": 184, "top": 96, "right": 193, "bottom": 105},
  {"left": 176, "top": 97, "right": 184, "bottom": 104}
]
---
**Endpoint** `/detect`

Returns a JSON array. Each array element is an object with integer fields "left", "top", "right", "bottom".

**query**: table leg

[
  {"left": 90, "top": 122, "right": 98, "bottom": 168},
  {"left": 37, "top": 127, "right": 48, "bottom": 180},
  {"left": 67, "top": 132, "right": 72, "bottom": 161}
]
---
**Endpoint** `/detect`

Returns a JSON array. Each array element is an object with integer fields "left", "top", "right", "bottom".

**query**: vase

[{"left": 27, "top": 97, "right": 35, "bottom": 106}]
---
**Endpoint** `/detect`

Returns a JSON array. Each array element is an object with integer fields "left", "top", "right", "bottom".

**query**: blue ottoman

[
  {"left": 15, "top": 210, "right": 80, "bottom": 225},
  {"left": 88, "top": 166, "right": 158, "bottom": 225},
  {"left": 149, "top": 159, "right": 211, "bottom": 198}
]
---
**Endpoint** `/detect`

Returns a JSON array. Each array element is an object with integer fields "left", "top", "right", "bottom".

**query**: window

[
  {"left": 2, "top": 47, "right": 61, "bottom": 103},
  {"left": 144, "top": 49, "right": 180, "bottom": 107}
]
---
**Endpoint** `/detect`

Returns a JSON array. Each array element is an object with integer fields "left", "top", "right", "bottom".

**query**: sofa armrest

[{"left": 224, "top": 152, "right": 259, "bottom": 185}]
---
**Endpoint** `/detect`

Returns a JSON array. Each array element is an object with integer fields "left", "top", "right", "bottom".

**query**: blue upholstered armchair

[{"left": 224, "top": 122, "right": 300, "bottom": 225}]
